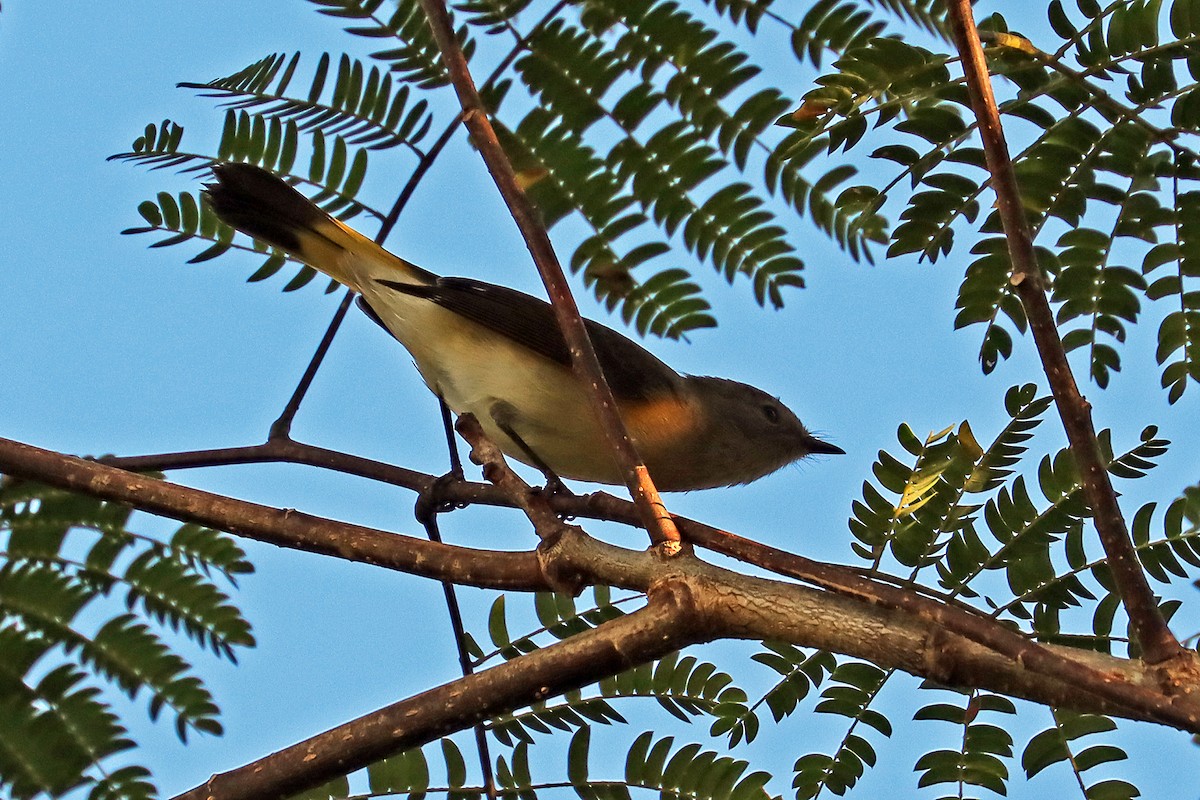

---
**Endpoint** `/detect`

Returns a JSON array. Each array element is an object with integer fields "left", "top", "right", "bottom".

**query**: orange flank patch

[{"left": 621, "top": 392, "right": 697, "bottom": 449}]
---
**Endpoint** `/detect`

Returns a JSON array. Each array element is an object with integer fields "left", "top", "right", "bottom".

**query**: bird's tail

[{"left": 204, "top": 162, "right": 434, "bottom": 292}]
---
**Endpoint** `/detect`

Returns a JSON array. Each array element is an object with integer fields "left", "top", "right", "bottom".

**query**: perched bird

[{"left": 204, "top": 163, "right": 842, "bottom": 490}]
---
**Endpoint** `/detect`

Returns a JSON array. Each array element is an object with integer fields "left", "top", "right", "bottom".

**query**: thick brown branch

[
  {"left": 414, "top": 0, "right": 680, "bottom": 550},
  {"left": 0, "top": 436, "right": 544, "bottom": 591},
  {"left": 172, "top": 582, "right": 709, "bottom": 800},
  {"left": 4, "top": 435, "right": 1199, "bottom": 732},
  {"left": 946, "top": 0, "right": 1182, "bottom": 664},
  {"left": 38, "top": 435, "right": 1200, "bottom": 716},
  {"left": 167, "top": 526, "right": 1199, "bottom": 800},
  {"left": 543, "top": 529, "right": 1200, "bottom": 726},
  {"left": 180, "top": 537, "right": 1200, "bottom": 800}
]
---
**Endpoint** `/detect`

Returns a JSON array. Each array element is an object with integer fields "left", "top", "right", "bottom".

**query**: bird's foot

[
  {"left": 415, "top": 468, "right": 467, "bottom": 524},
  {"left": 533, "top": 476, "right": 578, "bottom": 519}
]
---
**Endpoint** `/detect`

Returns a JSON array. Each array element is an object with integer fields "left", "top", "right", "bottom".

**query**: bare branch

[
  {"left": 0, "top": 436, "right": 544, "bottom": 591},
  {"left": 269, "top": 290, "right": 355, "bottom": 440},
  {"left": 98, "top": 438, "right": 434, "bottom": 491},
  {"left": 946, "top": 0, "right": 1183, "bottom": 665},
  {"left": 172, "top": 536, "right": 1200, "bottom": 800}
]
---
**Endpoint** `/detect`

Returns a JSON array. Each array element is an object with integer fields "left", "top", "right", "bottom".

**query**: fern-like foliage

[
  {"left": 851, "top": 383, "right": 1171, "bottom": 643},
  {"left": 791, "top": 661, "right": 891, "bottom": 798},
  {"left": 283, "top": 737, "right": 478, "bottom": 800},
  {"left": 178, "top": 52, "right": 435, "bottom": 153},
  {"left": 968, "top": 427, "right": 1168, "bottom": 642},
  {"left": 775, "top": 1, "right": 1200, "bottom": 399},
  {"left": 850, "top": 384, "right": 1053, "bottom": 574},
  {"left": 0, "top": 478, "right": 253, "bottom": 798},
  {"left": 913, "top": 692, "right": 1016, "bottom": 799},
  {"left": 830, "top": 384, "right": 1179, "bottom": 789},
  {"left": 479, "top": 589, "right": 751, "bottom": 746},
  {"left": 719, "top": 643, "right": 836, "bottom": 746},
  {"left": 861, "top": 0, "right": 949, "bottom": 34},
  {"left": 493, "top": 111, "right": 719, "bottom": 337},
  {"left": 499, "top": 3, "right": 818, "bottom": 330},
  {"left": 307, "top": 0, "right": 473, "bottom": 89},
  {"left": 113, "top": 0, "right": 901, "bottom": 340},
  {"left": 1022, "top": 711, "right": 1137, "bottom": 800},
  {"left": 286, "top": 581, "right": 761, "bottom": 800},
  {"left": 985, "top": 476, "right": 1197, "bottom": 659},
  {"left": 476, "top": 586, "right": 628, "bottom": 662},
  {"left": 114, "top": 0, "right": 1200, "bottom": 369},
  {"left": 113, "top": 113, "right": 382, "bottom": 292},
  {"left": 790, "top": 0, "right": 950, "bottom": 69},
  {"left": 97, "top": 3, "right": 1200, "bottom": 797},
  {"left": 570, "top": 728, "right": 776, "bottom": 800}
]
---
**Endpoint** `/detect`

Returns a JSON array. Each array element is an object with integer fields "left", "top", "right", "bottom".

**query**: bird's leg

[{"left": 489, "top": 402, "right": 574, "bottom": 498}]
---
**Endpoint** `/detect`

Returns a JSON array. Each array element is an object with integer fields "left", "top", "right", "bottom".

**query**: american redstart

[{"left": 204, "top": 163, "right": 842, "bottom": 491}]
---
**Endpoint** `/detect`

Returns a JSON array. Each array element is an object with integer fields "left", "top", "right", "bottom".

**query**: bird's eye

[{"left": 761, "top": 404, "right": 780, "bottom": 424}]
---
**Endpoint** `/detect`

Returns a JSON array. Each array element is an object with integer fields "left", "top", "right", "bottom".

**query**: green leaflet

[{"left": 0, "top": 479, "right": 253, "bottom": 797}]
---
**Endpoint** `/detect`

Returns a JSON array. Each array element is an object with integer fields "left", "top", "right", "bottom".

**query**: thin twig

[
  {"left": 269, "top": 93, "right": 459, "bottom": 440},
  {"left": 420, "top": 514, "right": 497, "bottom": 800},
  {"left": 946, "top": 0, "right": 1182, "bottom": 664},
  {"left": 97, "top": 438, "right": 433, "bottom": 489},
  {"left": 415, "top": 0, "right": 681, "bottom": 552},
  {"left": 377, "top": 115, "right": 459, "bottom": 245},
  {"left": 980, "top": 30, "right": 1192, "bottom": 157},
  {"left": 269, "top": 289, "right": 355, "bottom": 439},
  {"left": 5, "top": 437, "right": 543, "bottom": 589}
]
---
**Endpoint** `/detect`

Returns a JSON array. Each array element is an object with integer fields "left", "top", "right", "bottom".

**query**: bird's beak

[{"left": 805, "top": 437, "right": 845, "bottom": 456}]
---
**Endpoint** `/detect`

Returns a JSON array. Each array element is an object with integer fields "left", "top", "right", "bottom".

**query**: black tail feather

[{"left": 204, "top": 163, "right": 329, "bottom": 254}]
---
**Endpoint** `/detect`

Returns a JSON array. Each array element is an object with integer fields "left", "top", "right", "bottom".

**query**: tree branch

[
  {"left": 0, "top": 436, "right": 544, "bottom": 591},
  {"left": 946, "top": 0, "right": 1183, "bottom": 664},
  {"left": 98, "top": 438, "right": 435, "bottom": 497},
  {"left": 4, "top": 435, "right": 1200, "bottom": 736},
  {"left": 48, "top": 434, "right": 1200, "bottom": 712},
  {"left": 172, "top": 533, "right": 1200, "bottom": 800},
  {"left": 414, "top": 0, "right": 681, "bottom": 550},
  {"left": 172, "top": 581, "right": 709, "bottom": 800},
  {"left": 268, "top": 290, "right": 355, "bottom": 440}
]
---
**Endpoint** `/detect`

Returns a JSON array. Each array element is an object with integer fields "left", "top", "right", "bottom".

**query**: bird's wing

[
  {"left": 206, "top": 164, "right": 682, "bottom": 403},
  {"left": 375, "top": 277, "right": 683, "bottom": 402}
]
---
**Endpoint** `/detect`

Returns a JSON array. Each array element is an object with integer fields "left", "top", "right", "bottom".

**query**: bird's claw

[{"left": 415, "top": 469, "right": 467, "bottom": 523}]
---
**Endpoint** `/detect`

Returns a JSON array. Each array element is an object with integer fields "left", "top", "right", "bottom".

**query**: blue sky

[{"left": 1, "top": 2, "right": 1198, "bottom": 797}]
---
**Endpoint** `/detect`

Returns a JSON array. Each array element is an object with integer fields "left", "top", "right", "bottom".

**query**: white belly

[{"left": 362, "top": 285, "right": 623, "bottom": 483}]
